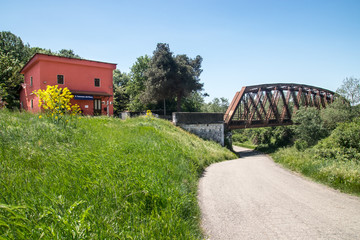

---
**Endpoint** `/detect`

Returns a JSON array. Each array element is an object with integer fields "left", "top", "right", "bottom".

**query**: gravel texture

[{"left": 198, "top": 146, "right": 360, "bottom": 239}]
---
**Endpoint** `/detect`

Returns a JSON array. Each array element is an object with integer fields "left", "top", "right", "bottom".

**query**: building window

[
  {"left": 30, "top": 76, "right": 33, "bottom": 87},
  {"left": 94, "top": 78, "right": 100, "bottom": 87},
  {"left": 57, "top": 75, "right": 64, "bottom": 84},
  {"left": 30, "top": 99, "right": 33, "bottom": 109}
]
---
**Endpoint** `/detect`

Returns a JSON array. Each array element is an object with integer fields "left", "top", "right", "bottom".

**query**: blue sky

[{"left": 1, "top": 0, "right": 360, "bottom": 102}]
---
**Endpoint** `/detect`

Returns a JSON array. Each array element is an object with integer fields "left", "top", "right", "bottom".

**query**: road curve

[{"left": 198, "top": 146, "right": 360, "bottom": 239}]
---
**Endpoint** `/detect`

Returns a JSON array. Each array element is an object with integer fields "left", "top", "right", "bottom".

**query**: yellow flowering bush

[
  {"left": 146, "top": 110, "right": 153, "bottom": 118},
  {"left": 33, "top": 85, "right": 81, "bottom": 126}
]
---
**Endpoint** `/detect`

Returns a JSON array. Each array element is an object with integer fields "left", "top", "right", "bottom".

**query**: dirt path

[{"left": 198, "top": 146, "right": 360, "bottom": 239}]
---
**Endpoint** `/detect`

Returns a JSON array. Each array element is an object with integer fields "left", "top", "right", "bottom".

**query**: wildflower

[{"left": 39, "top": 115, "right": 42, "bottom": 119}]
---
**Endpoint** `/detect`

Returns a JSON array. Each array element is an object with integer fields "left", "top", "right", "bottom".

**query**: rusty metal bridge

[{"left": 224, "top": 83, "right": 336, "bottom": 130}]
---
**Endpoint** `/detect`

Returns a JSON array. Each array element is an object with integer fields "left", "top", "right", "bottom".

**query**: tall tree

[
  {"left": 113, "top": 69, "right": 130, "bottom": 114},
  {"left": 143, "top": 43, "right": 203, "bottom": 112},
  {"left": 0, "top": 31, "right": 30, "bottom": 108},
  {"left": 0, "top": 31, "right": 30, "bottom": 63},
  {"left": 337, "top": 77, "right": 360, "bottom": 106},
  {"left": 126, "top": 55, "right": 151, "bottom": 111}
]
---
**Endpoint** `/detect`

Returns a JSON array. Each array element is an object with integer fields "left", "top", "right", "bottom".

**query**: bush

[
  {"left": 250, "top": 128, "right": 272, "bottom": 145},
  {"left": 331, "top": 118, "right": 360, "bottom": 150},
  {"left": 273, "top": 126, "right": 294, "bottom": 147},
  {"left": 294, "top": 140, "right": 308, "bottom": 151},
  {"left": 232, "top": 133, "right": 248, "bottom": 143},
  {"left": 293, "top": 107, "right": 329, "bottom": 146}
]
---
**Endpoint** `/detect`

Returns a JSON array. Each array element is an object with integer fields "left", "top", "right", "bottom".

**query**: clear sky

[{"left": 1, "top": 0, "right": 359, "bottom": 102}]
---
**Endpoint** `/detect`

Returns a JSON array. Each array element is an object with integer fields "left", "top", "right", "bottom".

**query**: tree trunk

[
  {"left": 163, "top": 98, "right": 166, "bottom": 116},
  {"left": 176, "top": 93, "right": 182, "bottom": 112}
]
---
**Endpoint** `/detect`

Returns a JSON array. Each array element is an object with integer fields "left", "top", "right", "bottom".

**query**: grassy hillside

[{"left": 0, "top": 110, "right": 236, "bottom": 239}]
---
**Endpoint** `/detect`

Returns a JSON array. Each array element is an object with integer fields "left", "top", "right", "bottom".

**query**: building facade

[{"left": 20, "top": 53, "right": 117, "bottom": 116}]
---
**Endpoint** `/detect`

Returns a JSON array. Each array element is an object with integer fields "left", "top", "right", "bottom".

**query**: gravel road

[{"left": 198, "top": 146, "right": 360, "bottom": 239}]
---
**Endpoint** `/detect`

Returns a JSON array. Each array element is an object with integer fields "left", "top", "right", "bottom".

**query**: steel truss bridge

[{"left": 224, "top": 83, "right": 336, "bottom": 130}]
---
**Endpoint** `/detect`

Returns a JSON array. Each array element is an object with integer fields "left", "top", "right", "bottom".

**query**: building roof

[{"left": 20, "top": 53, "right": 117, "bottom": 74}]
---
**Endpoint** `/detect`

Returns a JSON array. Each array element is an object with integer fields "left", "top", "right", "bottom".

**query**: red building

[{"left": 20, "top": 53, "right": 117, "bottom": 116}]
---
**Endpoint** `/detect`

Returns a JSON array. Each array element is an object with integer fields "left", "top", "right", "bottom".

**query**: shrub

[
  {"left": 293, "top": 107, "right": 329, "bottom": 146},
  {"left": 331, "top": 118, "right": 360, "bottom": 150},
  {"left": 33, "top": 85, "right": 81, "bottom": 126},
  {"left": 232, "top": 133, "right": 248, "bottom": 143}
]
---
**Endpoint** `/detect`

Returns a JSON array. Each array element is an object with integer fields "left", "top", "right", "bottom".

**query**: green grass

[
  {"left": 0, "top": 110, "right": 236, "bottom": 239},
  {"left": 272, "top": 147, "right": 360, "bottom": 196},
  {"left": 232, "top": 141, "right": 256, "bottom": 150}
]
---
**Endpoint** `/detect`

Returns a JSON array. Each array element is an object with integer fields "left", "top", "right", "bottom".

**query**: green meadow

[{"left": 0, "top": 110, "right": 235, "bottom": 239}]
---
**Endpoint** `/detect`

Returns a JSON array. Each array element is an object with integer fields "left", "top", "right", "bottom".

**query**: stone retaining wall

[{"left": 172, "top": 112, "right": 225, "bottom": 146}]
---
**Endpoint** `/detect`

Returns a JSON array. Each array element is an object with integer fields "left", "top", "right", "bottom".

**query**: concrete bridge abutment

[{"left": 172, "top": 112, "right": 226, "bottom": 146}]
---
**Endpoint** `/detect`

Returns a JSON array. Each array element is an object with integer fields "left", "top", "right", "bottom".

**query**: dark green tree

[
  {"left": 0, "top": 31, "right": 30, "bottom": 63},
  {"left": 143, "top": 43, "right": 203, "bottom": 112},
  {"left": 57, "top": 49, "right": 81, "bottom": 59},
  {"left": 113, "top": 69, "right": 130, "bottom": 114},
  {"left": 0, "top": 31, "right": 30, "bottom": 108}
]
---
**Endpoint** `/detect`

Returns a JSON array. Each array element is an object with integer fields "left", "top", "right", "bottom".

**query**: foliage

[
  {"left": 272, "top": 116, "right": 360, "bottom": 195},
  {"left": 57, "top": 49, "right": 81, "bottom": 59},
  {"left": 28, "top": 46, "right": 53, "bottom": 56},
  {"left": 113, "top": 69, "right": 130, "bottom": 115},
  {"left": 126, "top": 55, "right": 151, "bottom": 111},
  {"left": 0, "top": 53, "right": 23, "bottom": 108},
  {"left": 143, "top": 43, "right": 203, "bottom": 112},
  {"left": 33, "top": 85, "right": 81, "bottom": 126},
  {"left": 293, "top": 107, "right": 328, "bottom": 147},
  {"left": 181, "top": 91, "right": 205, "bottom": 112},
  {"left": 322, "top": 117, "right": 360, "bottom": 150},
  {"left": 202, "top": 97, "right": 229, "bottom": 113},
  {"left": 251, "top": 128, "right": 272, "bottom": 145},
  {"left": 0, "top": 31, "right": 30, "bottom": 109},
  {"left": 0, "top": 110, "right": 235, "bottom": 239},
  {"left": 272, "top": 126, "right": 294, "bottom": 147},
  {"left": 336, "top": 77, "right": 360, "bottom": 106},
  {"left": 0, "top": 31, "right": 30, "bottom": 63},
  {"left": 0, "top": 31, "right": 82, "bottom": 110},
  {"left": 320, "top": 97, "right": 352, "bottom": 130},
  {"left": 272, "top": 146, "right": 360, "bottom": 195}
]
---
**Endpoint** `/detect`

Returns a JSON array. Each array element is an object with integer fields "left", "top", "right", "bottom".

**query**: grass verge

[
  {"left": 232, "top": 141, "right": 256, "bottom": 150},
  {"left": 271, "top": 147, "right": 360, "bottom": 196},
  {"left": 0, "top": 110, "right": 236, "bottom": 239}
]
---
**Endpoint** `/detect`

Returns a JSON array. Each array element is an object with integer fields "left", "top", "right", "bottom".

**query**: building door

[{"left": 94, "top": 99, "right": 102, "bottom": 115}]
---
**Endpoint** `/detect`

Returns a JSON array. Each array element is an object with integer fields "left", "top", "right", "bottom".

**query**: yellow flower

[{"left": 39, "top": 115, "right": 42, "bottom": 119}]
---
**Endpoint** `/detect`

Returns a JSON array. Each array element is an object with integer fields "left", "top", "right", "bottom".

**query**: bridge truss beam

[{"left": 224, "top": 83, "right": 335, "bottom": 130}]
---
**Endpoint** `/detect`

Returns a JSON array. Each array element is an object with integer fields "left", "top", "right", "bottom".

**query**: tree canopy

[
  {"left": 337, "top": 77, "right": 360, "bottom": 106},
  {"left": 0, "top": 31, "right": 83, "bottom": 109},
  {"left": 0, "top": 31, "right": 30, "bottom": 108},
  {"left": 143, "top": 43, "right": 203, "bottom": 111}
]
